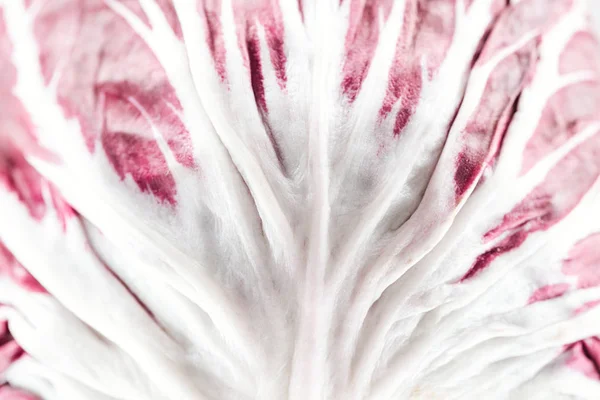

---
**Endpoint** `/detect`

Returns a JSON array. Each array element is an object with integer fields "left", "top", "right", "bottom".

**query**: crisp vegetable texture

[{"left": 1, "top": 0, "right": 600, "bottom": 399}]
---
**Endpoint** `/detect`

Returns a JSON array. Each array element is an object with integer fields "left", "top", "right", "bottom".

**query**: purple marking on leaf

[
  {"left": 264, "top": 22, "right": 287, "bottom": 89},
  {"left": 378, "top": 0, "right": 456, "bottom": 136},
  {"left": 247, "top": 32, "right": 267, "bottom": 111},
  {"left": 0, "top": 386, "right": 39, "bottom": 400},
  {"left": 97, "top": 80, "right": 194, "bottom": 169},
  {"left": 575, "top": 300, "right": 600, "bottom": 316},
  {"left": 476, "top": 0, "right": 572, "bottom": 66},
  {"left": 487, "top": 132, "right": 600, "bottom": 242},
  {"left": 454, "top": 151, "right": 479, "bottom": 198},
  {"left": 0, "top": 153, "right": 46, "bottom": 222},
  {"left": 454, "top": 45, "right": 536, "bottom": 200},
  {"left": 527, "top": 283, "right": 569, "bottom": 304},
  {"left": 202, "top": 0, "right": 227, "bottom": 82},
  {"left": 460, "top": 231, "right": 527, "bottom": 281},
  {"left": 463, "top": 133, "right": 600, "bottom": 281},
  {"left": 101, "top": 131, "right": 177, "bottom": 205},
  {"left": 563, "top": 233, "right": 600, "bottom": 289},
  {"left": 33, "top": 0, "right": 194, "bottom": 169},
  {"left": 0, "top": 242, "right": 45, "bottom": 294},
  {"left": 567, "top": 338, "right": 600, "bottom": 379},
  {"left": 379, "top": 66, "right": 422, "bottom": 136},
  {"left": 559, "top": 31, "right": 600, "bottom": 75},
  {"left": 521, "top": 82, "right": 600, "bottom": 174},
  {"left": 341, "top": 0, "right": 390, "bottom": 102},
  {"left": 0, "top": 341, "right": 23, "bottom": 376},
  {"left": 297, "top": 0, "right": 304, "bottom": 20},
  {"left": 155, "top": 0, "right": 184, "bottom": 40},
  {"left": 245, "top": 1, "right": 288, "bottom": 91},
  {"left": 49, "top": 185, "right": 77, "bottom": 232}
]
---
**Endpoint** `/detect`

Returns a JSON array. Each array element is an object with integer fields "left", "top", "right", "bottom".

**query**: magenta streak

[
  {"left": 0, "top": 152, "right": 46, "bottom": 222},
  {"left": 102, "top": 131, "right": 177, "bottom": 205},
  {"left": 575, "top": 300, "right": 600, "bottom": 315},
  {"left": 0, "top": 386, "right": 39, "bottom": 400},
  {"left": 521, "top": 82, "right": 600, "bottom": 175},
  {"left": 455, "top": 47, "right": 535, "bottom": 200},
  {"left": 563, "top": 233, "right": 600, "bottom": 289},
  {"left": 252, "top": 1, "right": 288, "bottom": 91},
  {"left": 559, "top": 32, "right": 600, "bottom": 75},
  {"left": 33, "top": 1, "right": 192, "bottom": 163},
  {"left": 378, "top": 0, "right": 419, "bottom": 135},
  {"left": 0, "top": 341, "right": 23, "bottom": 375},
  {"left": 0, "top": 242, "right": 45, "bottom": 294},
  {"left": 378, "top": 0, "right": 456, "bottom": 136},
  {"left": 527, "top": 283, "right": 569, "bottom": 304},
  {"left": 204, "top": 2, "right": 227, "bottom": 82},
  {"left": 341, "top": 0, "right": 384, "bottom": 102},
  {"left": 231, "top": 0, "right": 289, "bottom": 111},
  {"left": 246, "top": 30, "right": 268, "bottom": 111},
  {"left": 0, "top": 146, "right": 75, "bottom": 231},
  {"left": 567, "top": 338, "right": 600, "bottom": 379},
  {"left": 49, "top": 184, "right": 76, "bottom": 232},
  {"left": 460, "top": 230, "right": 527, "bottom": 281},
  {"left": 379, "top": 66, "right": 422, "bottom": 136},
  {"left": 156, "top": 0, "right": 183, "bottom": 39},
  {"left": 454, "top": 151, "right": 479, "bottom": 199},
  {"left": 96, "top": 81, "right": 193, "bottom": 169},
  {"left": 98, "top": 82, "right": 182, "bottom": 203},
  {"left": 0, "top": 117, "right": 70, "bottom": 232},
  {"left": 263, "top": 21, "right": 287, "bottom": 89},
  {"left": 476, "top": 0, "right": 572, "bottom": 66},
  {"left": 463, "top": 133, "right": 600, "bottom": 281}
]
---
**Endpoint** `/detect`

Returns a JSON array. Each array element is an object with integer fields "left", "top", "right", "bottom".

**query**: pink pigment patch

[
  {"left": 455, "top": 44, "right": 536, "bottom": 199},
  {"left": 527, "top": 283, "right": 569, "bottom": 304},
  {"left": 262, "top": 19, "right": 287, "bottom": 89},
  {"left": 486, "top": 132, "right": 600, "bottom": 242},
  {"left": 247, "top": 31, "right": 268, "bottom": 111},
  {"left": 460, "top": 231, "right": 527, "bottom": 281},
  {"left": 0, "top": 152, "right": 46, "bottom": 222},
  {"left": 33, "top": 0, "right": 194, "bottom": 168},
  {"left": 0, "top": 386, "right": 39, "bottom": 400},
  {"left": 101, "top": 131, "right": 177, "bottom": 205},
  {"left": 341, "top": 0, "right": 393, "bottom": 102},
  {"left": 49, "top": 185, "right": 77, "bottom": 232},
  {"left": 408, "top": 0, "right": 457, "bottom": 75},
  {"left": 96, "top": 80, "right": 194, "bottom": 169},
  {"left": 382, "top": 66, "right": 423, "bottom": 136},
  {"left": 201, "top": 0, "right": 227, "bottom": 82},
  {"left": 563, "top": 233, "right": 600, "bottom": 289},
  {"left": 464, "top": 132, "right": 600, "bottom": 280},
  {"left": 379, "top": 0, "right": 456, "bottom": 136},
  {"left": 566, "top": 338, "right": 600, "bottom": 379},
  {"left": 521, "top": 82, "right": 600, "bottom": 174},
  {"left": 234, "top": 0, "right": 288, "bottom": 111},
  {"left": 476, "top": 0, "right": 572, "bottom": 66},
  {"left": 0, "top": 13, "right": 73, "bottom": 234},
  {"left": 0, "top": 243, "right": 45, "bottom": 294},
  {"left": 0, "top": 341, "right": 23, "bottom": 375},
  {"left": 575, "top": 300, "right": 600, "bottom": 315},
  {"left": 454, "top": 151, "right": 479, "bottom": 198},
  {"left": 559, "top": 31, "right": 600, "bottom": 75},
  {"left": 155, "top": 0, "right": 184, "bottom": 39}
]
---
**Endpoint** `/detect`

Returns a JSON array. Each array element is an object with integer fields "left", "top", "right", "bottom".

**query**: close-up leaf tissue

[{"left": 1, "top": 0, "right": 600, "bottom": 399}]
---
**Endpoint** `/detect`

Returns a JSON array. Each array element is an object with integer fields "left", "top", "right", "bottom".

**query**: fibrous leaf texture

[{"left": 1, "top": 0, "right": 600, "bottom": 399}]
